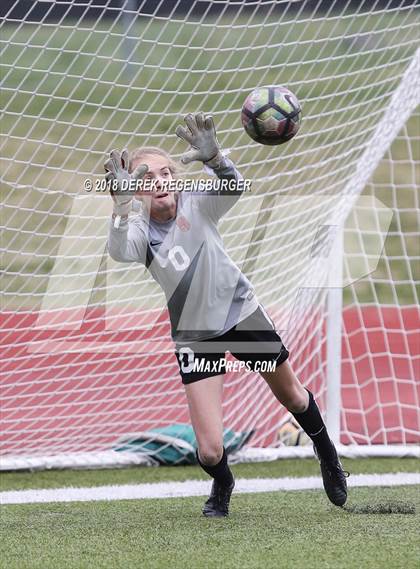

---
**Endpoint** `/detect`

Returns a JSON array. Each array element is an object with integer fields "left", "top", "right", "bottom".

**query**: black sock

[
  {"left": 291, "top": 389, "right": 337, "bottom": 462},
  {"left": 196, "top": 447, "right": 234, "bottom": 487}
]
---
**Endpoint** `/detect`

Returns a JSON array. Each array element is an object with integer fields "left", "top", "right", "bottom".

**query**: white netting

[
  {"left": 1, "top": 1, "right": 419, "bottom": 468},
  {"left": 340, "top": 109, "right": 419, "bottom": 447}
]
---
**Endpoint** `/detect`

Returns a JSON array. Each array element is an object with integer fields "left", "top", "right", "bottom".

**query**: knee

[{"left": 197, "top": 443, "right": 223, "bottom": 466}]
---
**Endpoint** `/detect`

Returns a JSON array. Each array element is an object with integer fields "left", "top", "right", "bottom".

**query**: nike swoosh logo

[{"left": 150, "top": 241, "right": 162, "bottom": 246}]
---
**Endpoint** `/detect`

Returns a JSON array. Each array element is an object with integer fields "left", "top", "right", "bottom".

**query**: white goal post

[
  {"left": 325, "top": 46, "right": 419, "bottom": 447},
  {"left": 1, "top": 1, "right": 419, "bottom": 470}
]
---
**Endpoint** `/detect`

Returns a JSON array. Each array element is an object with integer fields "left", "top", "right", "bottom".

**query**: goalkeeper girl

[{"left": 105, "top": 113, "right": 348, "bottom": 517}]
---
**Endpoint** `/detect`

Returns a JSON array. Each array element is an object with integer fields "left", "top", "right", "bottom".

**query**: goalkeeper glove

[
  {"left": 104, "top": 149, "right": 148, "bottom": 227},
  {"left": 175, "top": 112, "right": 225, "bottom": 168}
]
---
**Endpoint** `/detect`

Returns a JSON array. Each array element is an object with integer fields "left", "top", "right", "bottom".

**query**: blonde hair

[{"left": 129, "top": 146, "right": 181, "bottom": 177}]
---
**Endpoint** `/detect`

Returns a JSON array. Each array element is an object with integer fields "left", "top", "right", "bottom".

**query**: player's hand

[
  {"left": 104, "top": 149, "right": 148, "bottom": 218},
  {"left": 175, "top": 113, "right": 223, "bottom": 167}
]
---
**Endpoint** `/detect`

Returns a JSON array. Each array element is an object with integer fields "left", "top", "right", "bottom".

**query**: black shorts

[{"left": 175, "top": 305, "right": 289, "bottom": 384}]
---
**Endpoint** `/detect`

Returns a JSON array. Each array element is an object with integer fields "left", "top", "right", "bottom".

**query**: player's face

[{"left": 133, "top": 154, "right": 177, "bottom": 221}]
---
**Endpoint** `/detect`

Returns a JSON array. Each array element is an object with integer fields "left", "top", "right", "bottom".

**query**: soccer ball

[
  {"left": 277, "top": 420, "right": 310, "bottom": 446},
  {"left": 241, "top": 86, "right": 301, "bottom": 145}
]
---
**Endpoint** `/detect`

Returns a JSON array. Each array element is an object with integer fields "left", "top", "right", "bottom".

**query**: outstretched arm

[
  {"left": 175, "top": 112, "right": 247, "bottom": 222},
  {"left": 199, "top": 155, "right": 247, "bottom": 222},
  {"left": 107, "top": 217, "right": 148, "bottom": 263},
  {"left": 108, "top": 218, "right": 147, "bottom": 265},
  {"left": 104, "top": 148, "right": 148, "bottom": 229},
  {"left": 175, "top": 112, "right": 223, "bottom": 167},
  {"left": 105, "top": 148, "right": 149, "bottom": 263}
]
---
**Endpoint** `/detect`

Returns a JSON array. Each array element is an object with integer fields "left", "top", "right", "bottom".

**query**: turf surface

[
  {"left": 1, "top": 458, "right": 419, "bottom": 568},
  {"left": 1, "top": 485, "right": 419, "bottom": 569},
  {"left": 1, "top": 10, "right": 419, "bottom": 567},
  {"left": 1, "top": 457, "right": 419, "bottom": 490}
]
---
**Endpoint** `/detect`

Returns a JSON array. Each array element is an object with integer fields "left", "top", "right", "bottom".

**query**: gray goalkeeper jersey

[{"left": 107, "top": 158, "right": 259, "bottom": 346}]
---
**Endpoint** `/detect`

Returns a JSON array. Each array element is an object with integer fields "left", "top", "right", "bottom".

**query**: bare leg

[
  {"left": 260, "top": 358, "right": 348, "bottom": 505},
  {"left": 184, "top": 374, "right": 235, "bottom": 517},
  {"left": 259, "top": 359, "right": 309, "bottom": 413},
  {"left": 184, "top": 374, "right": 224, "bottom": 465}
]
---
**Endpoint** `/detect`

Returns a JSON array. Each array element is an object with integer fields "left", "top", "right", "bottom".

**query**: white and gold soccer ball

[{"left": 277, "top": 419, "right": 311, "bottom": 447}]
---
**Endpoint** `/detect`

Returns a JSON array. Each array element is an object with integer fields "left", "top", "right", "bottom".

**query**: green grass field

[
  {"left": 1, "top": 10, "right": 419, "bottom": 568},
  {"left": 1, "top": 458, "right": 419, "bottom": 569}
]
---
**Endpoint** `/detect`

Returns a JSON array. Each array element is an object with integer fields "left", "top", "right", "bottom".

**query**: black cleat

[
  {"left": 314, "top": 445, "right": 349, "bottom": 507},
  {"left": 202, "top": 479, "right": 235, "bottom": 517}
]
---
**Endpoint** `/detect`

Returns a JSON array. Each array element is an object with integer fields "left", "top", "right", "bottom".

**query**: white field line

[{"left": 1, "top": 472, "right": 419, "bottom": 505}]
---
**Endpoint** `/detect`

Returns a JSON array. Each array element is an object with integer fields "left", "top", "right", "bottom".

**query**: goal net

[{"left": 1, "top": 0, "right": 419, "bottom": 469}]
